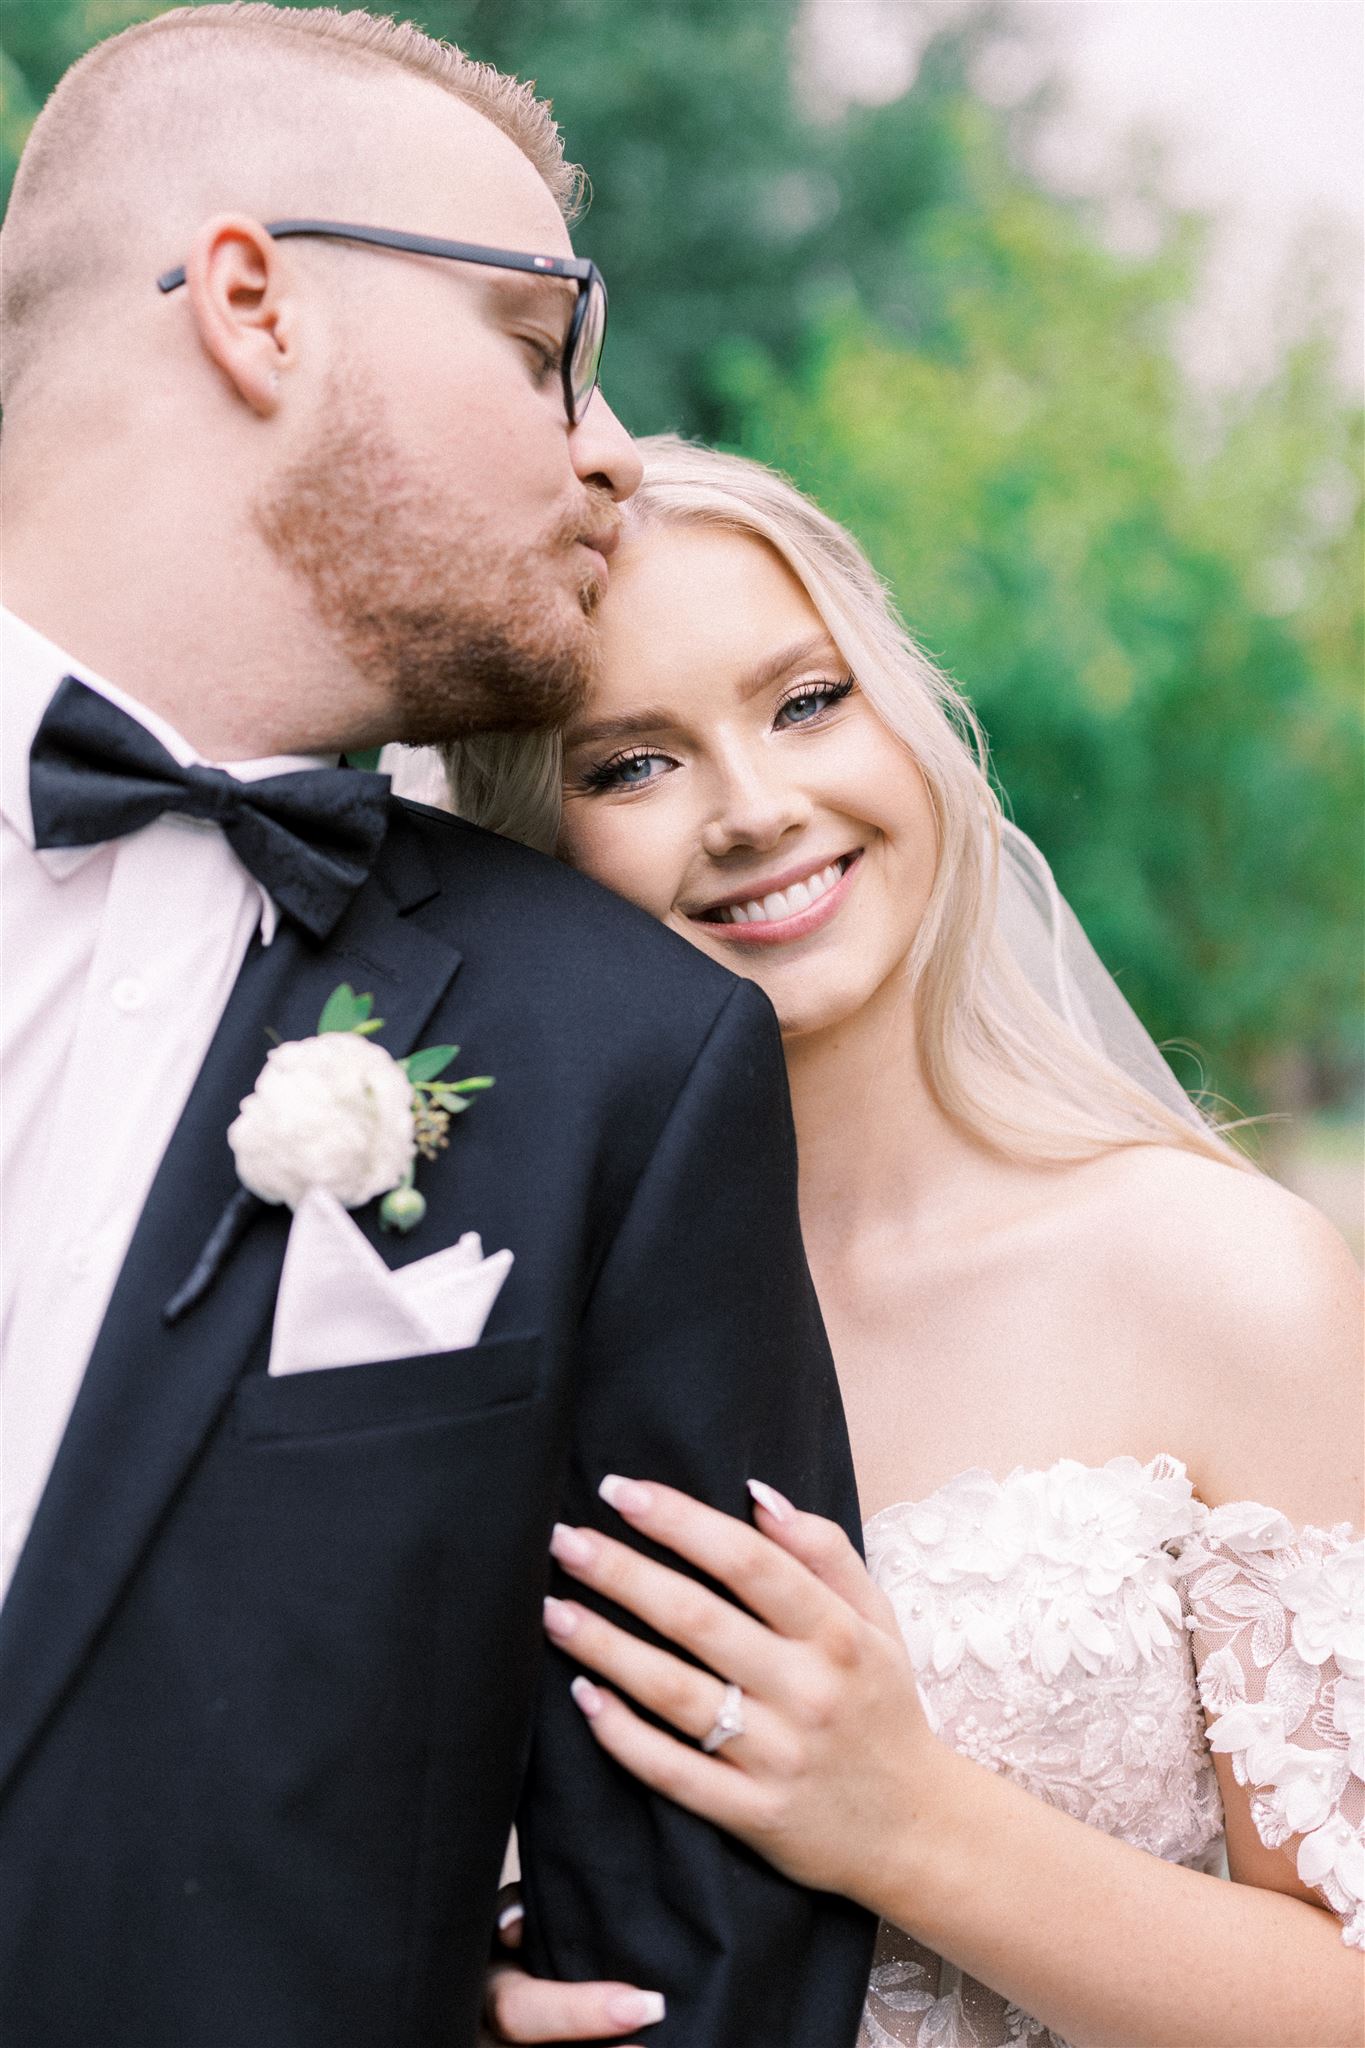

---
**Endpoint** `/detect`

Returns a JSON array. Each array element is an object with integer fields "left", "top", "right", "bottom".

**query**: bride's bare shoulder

[
  {"left": 1076, "top": 1141, "right": 1353, "bottom": 1285},
  {"left": 1070, "top": 1143, "right": 1361, "bottom": 1513}
]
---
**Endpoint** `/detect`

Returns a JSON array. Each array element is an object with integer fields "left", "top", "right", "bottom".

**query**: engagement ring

[{"left": 701, "top": 1681, "right": 746, "bottom": 1754}]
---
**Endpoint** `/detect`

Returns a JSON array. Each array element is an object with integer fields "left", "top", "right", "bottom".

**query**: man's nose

[{"left": 569, "top": 390, "right": 644, "bottom": 502}]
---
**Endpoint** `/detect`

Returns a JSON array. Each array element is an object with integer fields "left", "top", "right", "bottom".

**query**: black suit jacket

[{"left": 0, "top": 799, "right": 875, "bottom": 2047}]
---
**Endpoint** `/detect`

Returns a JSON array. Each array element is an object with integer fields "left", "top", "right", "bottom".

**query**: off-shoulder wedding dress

[{"left": 857, "top": 1454, "right": 1363, "bottom": 2048}]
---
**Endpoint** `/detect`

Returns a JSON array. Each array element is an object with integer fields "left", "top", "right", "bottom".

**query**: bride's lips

[{"left": 685, "top": 851, "right": 863, "bottom": 948}]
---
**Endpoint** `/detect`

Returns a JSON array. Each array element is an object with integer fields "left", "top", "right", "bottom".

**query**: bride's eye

[
  {"left": 576, "top": 747, "right": 677, "bottom": 794},
  {"left": 775, "top": 677, "right": 856, "bottom": 728}
]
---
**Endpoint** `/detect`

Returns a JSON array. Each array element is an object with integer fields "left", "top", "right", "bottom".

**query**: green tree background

[{"left": 5, "top": 0, "right": 1361, "bottom": 1153}]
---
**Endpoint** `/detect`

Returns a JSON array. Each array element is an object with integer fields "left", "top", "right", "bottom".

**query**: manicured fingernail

[
  {"left": 496, "top": 1901, "right": 524, "bottom": 1933},
  {"left": 543, "top": 1595, "right": 578, "bottom": 1639},
  {"left": 747, "top": 1478, "right": 794, "bottom": 1522},
  {"left": 570, "top": 1674, "right": 604, "bottom": 1719},
  {"left": 599, "top": 1473, "right": 653, "bottom": 1515},
  {"left": 606, "top": 1990, "right": 667, "bottom": 2028},
  {"left": 550, "top": 1522, "right": 594, "bottom": 1568}
]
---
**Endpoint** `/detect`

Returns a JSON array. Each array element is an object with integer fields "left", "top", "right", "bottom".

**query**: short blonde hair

[
  {"left": 445, "top": 436, "right": 1249, "bottom": 1171},
  {"left": 2, "top": 4, "right": 582, "bottom": 401}
]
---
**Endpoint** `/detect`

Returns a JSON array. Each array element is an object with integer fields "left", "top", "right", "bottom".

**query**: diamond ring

[{"left": 700, "top": 1680, "right": 746, "bottom": 1754}]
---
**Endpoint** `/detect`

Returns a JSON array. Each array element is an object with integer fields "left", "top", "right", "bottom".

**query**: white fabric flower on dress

[
  {"left": 1333, "top": 1675, "right": 1364, "bottom": 1781},
  {"left": 1257, "top": 1744, "right": 1351, "bottom": 1836},
  {"left": 1209, "top": 1502, "right": 1300, "bottom": 1550},
  {"left": 1281, "top": 1540, "right": 1365, "bottom": 1676},
  {"left": 1031, "top": 1593, "right": 1116, "bottom": 1680},
  {"left": 905, "top": 1471, "right": 1026, "bottom": 1584},
  {"left": 1202, "top": 1698, "right": 1289, "bottom": 1783},
  {"left": 1121, "top": 1565, "right": 1185, "bottom": 1663},
  {"left": 229, "top": 1032, "right": 416, "bottom": 1210},
  {"left": 1033, "top": 1461, "right": 1145, "bottom": 1595},
  {"left": 899, "top": 1589, "right": 1011, "bottom": 1677},
  {"left": 1299, "top": 1810, "right": 1365, "bottom": 1910}
]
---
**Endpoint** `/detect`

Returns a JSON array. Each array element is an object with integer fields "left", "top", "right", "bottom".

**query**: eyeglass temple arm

[{"left": 157, "top": 219, "right": 594, "bottom": 293}]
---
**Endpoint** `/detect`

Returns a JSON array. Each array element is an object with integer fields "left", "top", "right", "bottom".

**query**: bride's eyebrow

[{"left": 739, "top": 633, "right": 844, "bottom": 696}]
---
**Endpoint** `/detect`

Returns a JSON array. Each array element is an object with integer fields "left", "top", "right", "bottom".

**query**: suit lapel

[{"left": 0, "top": 811, "right": 460, "bottom": 1797}]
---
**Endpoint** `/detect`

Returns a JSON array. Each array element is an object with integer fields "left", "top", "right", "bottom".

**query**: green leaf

[
  {"left": 425, "top": 1083, "right": 476, "bottom": 1110},
  {"left": 317, "top": 984, "right": 375, "bottom": 1035},
  {"left": 447, "top": 1075, "right": 495, "bottom": 1094},
  {"left": 351, "top": 1018, "right": 386, "bottom": 1036},
  {"left": 403, "top": 1044, "right": 460, "bottom": 1084}
]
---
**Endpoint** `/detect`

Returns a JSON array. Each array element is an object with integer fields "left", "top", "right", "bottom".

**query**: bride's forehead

[{"left": 599, "top": 526, "right": 825, "bottom": 676}]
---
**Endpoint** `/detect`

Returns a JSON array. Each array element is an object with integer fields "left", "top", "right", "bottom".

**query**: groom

[{"left": 0, "top": 7, "right": 874, "bottom": 2046}]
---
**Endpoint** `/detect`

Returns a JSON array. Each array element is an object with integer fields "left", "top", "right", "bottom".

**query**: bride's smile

[
  {"left": 561, "top": 522, "right": 938, "bottom": 1042},
  {"left": 686, "top": 847, "right": 862, "bottom": 941}
]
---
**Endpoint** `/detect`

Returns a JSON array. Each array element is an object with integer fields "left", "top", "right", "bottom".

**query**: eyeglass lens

[{"left": 571, "top": 276, "right": 607, "bottom": 419}]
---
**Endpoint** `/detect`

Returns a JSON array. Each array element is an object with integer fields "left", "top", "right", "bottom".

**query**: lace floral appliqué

[
  {"left": 1174, "top": 1503, "right": 1364, "bottom": 1947},
  {"left": 858, "top": 1456, "right": 1224, "bottom": 2048},
  {"left": 857, "top": 1459, "right": 1362, "bottom": 2048}
]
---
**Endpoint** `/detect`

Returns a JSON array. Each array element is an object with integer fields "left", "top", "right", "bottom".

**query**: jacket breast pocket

[{"left": 231, "top": 1331, "right": 543, "bottom": 1443}]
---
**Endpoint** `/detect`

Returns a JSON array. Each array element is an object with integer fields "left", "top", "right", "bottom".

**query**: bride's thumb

[{"left": 747, "top": 1480, "right": 893, "bottom": 1630}]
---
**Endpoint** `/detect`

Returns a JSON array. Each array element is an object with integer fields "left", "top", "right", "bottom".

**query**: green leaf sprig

[{"left": 316, "top": 984, "right": 494, "bottom": 1232}]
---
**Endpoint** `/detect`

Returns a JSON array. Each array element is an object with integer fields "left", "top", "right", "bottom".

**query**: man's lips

[
  {"left": 685, "top": 851, "right": 863, "bottom": 947},
  {"left": 576, "top": 522, "right": 621, "bottom": 589}
]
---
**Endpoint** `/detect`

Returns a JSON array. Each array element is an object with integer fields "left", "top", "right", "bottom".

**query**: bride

[{"left": 422, "top": 438, "right": 1362, "bottom": 2046}]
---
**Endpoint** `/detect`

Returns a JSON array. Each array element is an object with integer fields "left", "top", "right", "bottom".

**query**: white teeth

[{"left": 709, "top": 856, "right": 851, "bottom": 925}]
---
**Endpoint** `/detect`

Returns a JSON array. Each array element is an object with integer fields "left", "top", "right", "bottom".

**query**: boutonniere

[{"left": 163, "top": 985, "right": 492, "bottom": 1324}]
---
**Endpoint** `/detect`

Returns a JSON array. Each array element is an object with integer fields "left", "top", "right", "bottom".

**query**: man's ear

[{"left": 182, "top": 215, "right": 296, "bottom": 416}]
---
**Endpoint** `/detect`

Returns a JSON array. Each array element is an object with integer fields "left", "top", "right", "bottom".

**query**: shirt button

[{"left": 110, "top": 975, "right": 148, "bottom": 1013}]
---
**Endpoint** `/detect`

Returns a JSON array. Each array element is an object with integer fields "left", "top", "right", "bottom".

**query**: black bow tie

[{"left": 29, "top": 677, "right": 392, "bottom": 941}]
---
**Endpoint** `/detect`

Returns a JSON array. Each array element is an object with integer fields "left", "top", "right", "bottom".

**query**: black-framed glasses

[{"left": 157, "top": 218, "right": 609, "bottom": 426}]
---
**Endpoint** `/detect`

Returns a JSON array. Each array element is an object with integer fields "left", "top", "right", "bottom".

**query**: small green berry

[{"left": 379, "top": 1183, "right": 427, "bottom": 1234}]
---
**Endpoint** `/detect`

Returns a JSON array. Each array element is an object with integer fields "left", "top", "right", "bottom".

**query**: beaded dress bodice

[{"left": 856, "top": 1455, "right": 1363, "bottom": 2048}]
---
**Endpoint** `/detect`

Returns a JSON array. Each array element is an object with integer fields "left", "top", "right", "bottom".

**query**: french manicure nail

[
  {"left": 552, "top": 1523, "right": 593, "bottom": 1564},
  {"left": 550, "top": 1522, "right": 594, "bottom": 1568},
  {"left": 496, "top": 1901, "right": 524, "bottom": 1933},
  {"left": 543, "top": 1595, "right": 578, "bottom": 1639},
  {"left": 747, "top": 1478, "right": 795, "bottom": 1522},
  {"left": 606, "top": 1989, "right": 667, "bottom": 2028},
  {"left": 599, "top": 1473, "right": 653, "bottom": 1515},
  {"left": 570, "top": 1674, "right": 604, "bottom": 1719}
]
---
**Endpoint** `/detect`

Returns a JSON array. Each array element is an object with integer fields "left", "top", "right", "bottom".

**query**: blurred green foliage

[{"left": 4, "top": 0, "right": 1361, "bottom": 1111}]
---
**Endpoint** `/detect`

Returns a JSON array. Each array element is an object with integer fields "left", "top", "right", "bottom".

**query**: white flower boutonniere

[
  {"left": 229, "top": 983, "right": 493, "bottom": 1235},
  {"left": 163, "top": 985, "right": 493, "bottom": 1325}
]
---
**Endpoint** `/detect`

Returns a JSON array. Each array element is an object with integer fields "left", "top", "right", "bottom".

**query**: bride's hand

[
  {"left": 543, "top": 1477, "right": 942, "bottom": 1904},
  {"left": 481, "top": 1887, "right": 666, "bottom": 2044}
]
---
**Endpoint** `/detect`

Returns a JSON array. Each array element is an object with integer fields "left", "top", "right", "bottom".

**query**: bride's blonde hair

[{"left": 442, "top": 436, "right": 1245, "bottom": 1168}]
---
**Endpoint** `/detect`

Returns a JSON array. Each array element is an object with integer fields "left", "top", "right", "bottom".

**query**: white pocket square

[{"left": 267, "top": 1187, "right": 514, "bottom": 1376}]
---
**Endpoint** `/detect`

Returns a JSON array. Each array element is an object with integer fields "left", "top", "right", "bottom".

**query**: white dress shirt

[{"left": 0, "top": 609, "right": 330, "bottom": 1602}]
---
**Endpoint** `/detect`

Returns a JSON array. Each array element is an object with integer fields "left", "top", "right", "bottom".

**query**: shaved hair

[{"left": 1, "top": 3, "right": 583, "bottom": 405}]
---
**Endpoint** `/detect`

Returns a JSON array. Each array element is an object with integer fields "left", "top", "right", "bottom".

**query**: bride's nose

[{"left": 700, "top": 745, "right": 812, "bottom": 859}]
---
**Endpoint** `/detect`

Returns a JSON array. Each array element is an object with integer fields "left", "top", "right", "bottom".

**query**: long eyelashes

[
  {"left": 775, "top": 677, "right": 855, "bottom": 725},
  {"left": 576, "top": 746, "right": 674, "bottom": 794}
]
